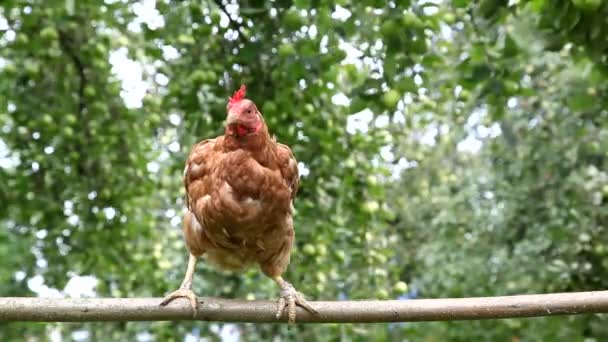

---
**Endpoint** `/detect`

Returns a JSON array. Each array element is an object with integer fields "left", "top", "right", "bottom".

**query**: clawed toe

[
  {"left": 275, "top": 285, "right": 318, "bottom": 324},
  {"left": 160, "top": 288, "right": 200, "bottom": 317}
]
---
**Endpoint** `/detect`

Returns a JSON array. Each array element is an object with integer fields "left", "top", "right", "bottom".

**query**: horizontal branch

[{"left": 1, "top": 291, "right": 608, "bottom": 323}]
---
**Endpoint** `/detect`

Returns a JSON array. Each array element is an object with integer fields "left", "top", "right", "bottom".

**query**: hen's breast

[
  {"left": 197, "top": 150, "right": 291, "bottom": 241},
  {"left": 184, "top": 141, "right": 296, "bottom": 271}
]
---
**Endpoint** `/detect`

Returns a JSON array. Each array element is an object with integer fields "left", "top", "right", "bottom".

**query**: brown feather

[{"left": 181, "top": 115, "right": 299, "bottom": 277}]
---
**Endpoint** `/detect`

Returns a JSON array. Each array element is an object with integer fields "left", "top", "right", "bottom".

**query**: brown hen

[{"left": 160, "top": 85, "right": 317, "bottom": 323}]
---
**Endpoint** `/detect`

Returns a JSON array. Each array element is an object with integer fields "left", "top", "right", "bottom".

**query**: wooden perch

[{"left": 1, "top": 291, "right": 607, "bottom": 323}]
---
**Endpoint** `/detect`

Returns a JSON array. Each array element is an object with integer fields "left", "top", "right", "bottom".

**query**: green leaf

[{"left": 567, "top": 92, "right": 596, "bottom": 112}]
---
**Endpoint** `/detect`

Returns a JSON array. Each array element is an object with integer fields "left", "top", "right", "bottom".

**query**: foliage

[{"left": 0, "top": 0, "right": 607, "bottom": 340}]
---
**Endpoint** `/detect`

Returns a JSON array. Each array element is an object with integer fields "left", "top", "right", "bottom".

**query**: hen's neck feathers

[{"left": 222, "top": 122, "right": 274, "bottom": 156}]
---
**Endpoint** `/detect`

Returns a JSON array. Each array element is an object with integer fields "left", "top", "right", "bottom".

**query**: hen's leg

[
  {"left": 273, "top": 276, "right": 318, "bottom": 324},
  {"left": 160, "top": 253, "right": 200, "bottom": 317}
]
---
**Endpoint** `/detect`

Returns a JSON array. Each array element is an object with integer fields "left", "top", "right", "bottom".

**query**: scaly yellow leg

[
  {"left": 160, "top": 254, "right": 200, "bottom": 317},
  {"left": 273, "top": 276, "right": 318, "bottom": 324}
]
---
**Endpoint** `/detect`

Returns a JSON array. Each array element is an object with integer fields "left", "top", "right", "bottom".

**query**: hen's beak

[{"left": 226, "top": 110, "right": 239, "bottom": 126}]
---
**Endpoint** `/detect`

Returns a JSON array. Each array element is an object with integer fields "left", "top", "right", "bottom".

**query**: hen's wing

[
  {"left": 276, "top": 143, "right": 299, "bottom": 202},
  {"left": 181, "top": 138, "right": 221, "bottom": 256},
  {"left": 184, "top": 138, "right": 218, "bottom": 211},
  {"left": 258, "top": 143, "right": 298, "bottom": 278}
]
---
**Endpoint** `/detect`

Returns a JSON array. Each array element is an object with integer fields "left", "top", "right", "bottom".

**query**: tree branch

[
  {"left": 1, "top": 291, "right": 608, "bottom": 323},
  {"left": 213, "top": 0, "right": 248, "bottom": 43},
  {"left": 57, "top": 28, "right": 87, "bottom": 116}
]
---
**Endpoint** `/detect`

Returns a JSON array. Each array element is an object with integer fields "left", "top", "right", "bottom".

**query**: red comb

[{"left": 228, "top": 84, "right": 247, "bottom": 107}]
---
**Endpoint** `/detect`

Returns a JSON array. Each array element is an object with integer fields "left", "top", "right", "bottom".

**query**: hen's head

[{"left": 225, "top": 85, "right": 264, "bottom": 138}]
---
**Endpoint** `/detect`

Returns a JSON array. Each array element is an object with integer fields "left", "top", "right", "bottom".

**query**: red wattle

[{"left": 236, "top": 125, "right": 249, "bottom": 136}]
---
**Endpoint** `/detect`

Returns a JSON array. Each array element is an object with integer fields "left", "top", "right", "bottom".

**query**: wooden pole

[{"left": 1, "top": 291, "right": 608, "bottom": 323}]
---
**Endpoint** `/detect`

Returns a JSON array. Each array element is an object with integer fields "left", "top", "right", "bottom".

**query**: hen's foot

[
  {"left": 160, "top": 287, "right": 200, "bottom": 317},
  {"left": 275, "top": 282, "right": 319, "bottom": 324}
]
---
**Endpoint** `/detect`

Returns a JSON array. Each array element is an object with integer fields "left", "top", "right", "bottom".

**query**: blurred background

[{"left": 1, "top": 0, "right": 608, "bottom": 340}]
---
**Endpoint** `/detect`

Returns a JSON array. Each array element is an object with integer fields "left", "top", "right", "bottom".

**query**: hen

[{"left": 160, "top": 85, "right": 317, "bottom": 323}]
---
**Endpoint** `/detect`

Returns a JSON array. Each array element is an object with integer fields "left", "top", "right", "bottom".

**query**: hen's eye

[{"left": 247, "top": 109, "right": 252, "bottom": 114}]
